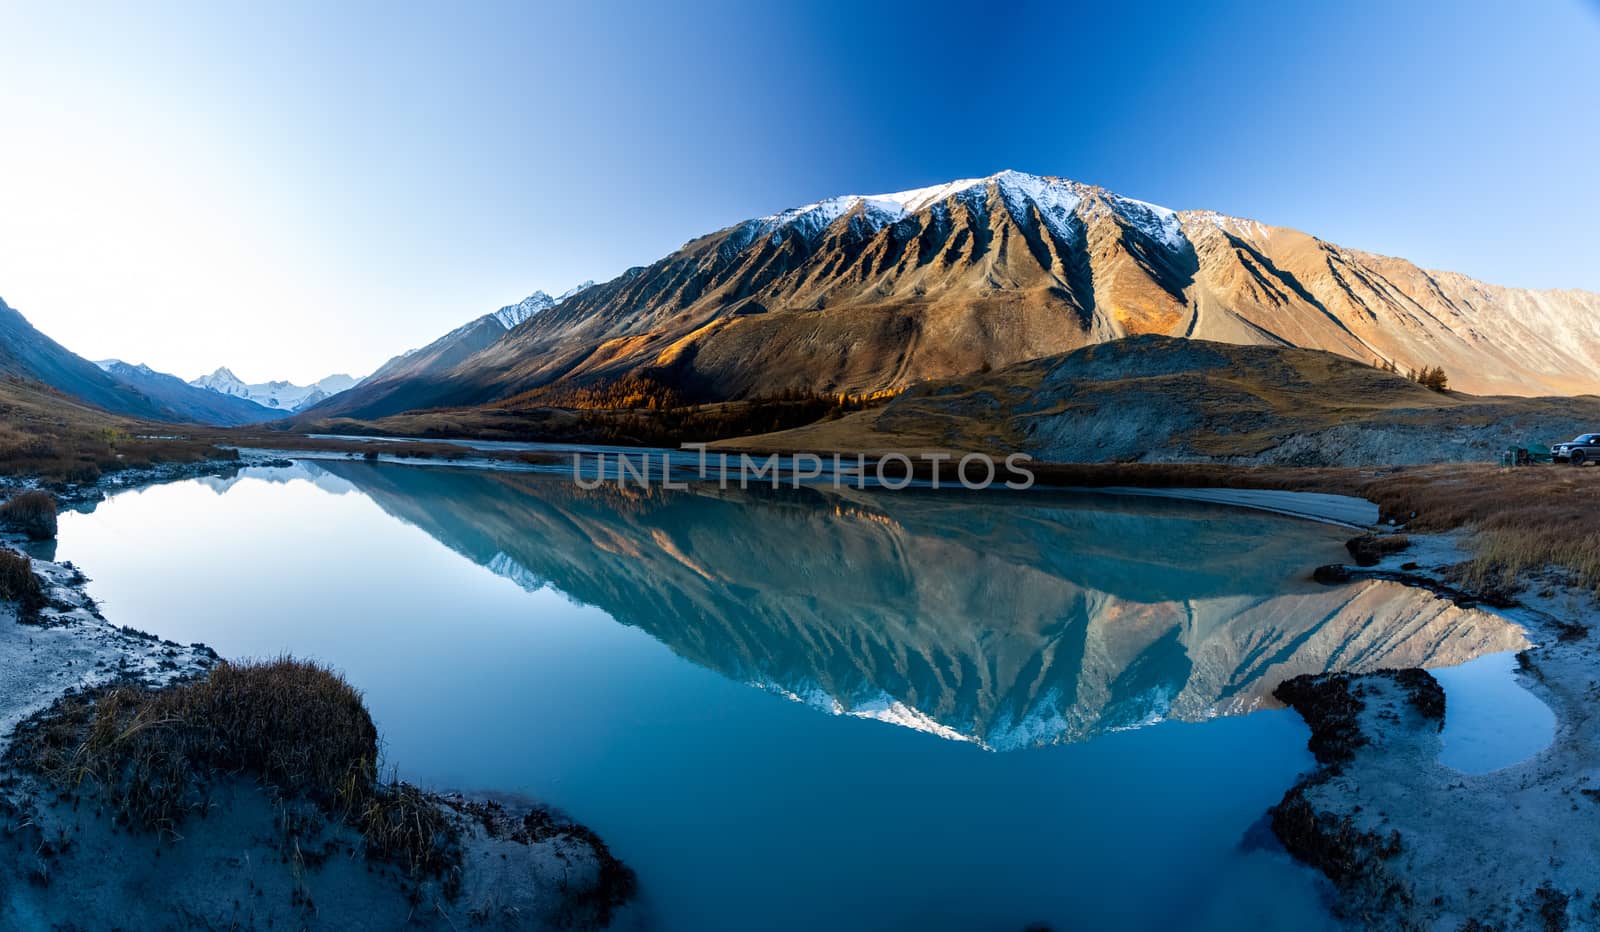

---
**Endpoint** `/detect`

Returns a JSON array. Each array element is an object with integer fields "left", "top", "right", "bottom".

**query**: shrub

[
  {"left": 0, "top": 548, "right": 43, "bottom": 610},
  {"left": 1415, "top": 366, "right": 1449, "bottom": 392},
  {"left": 1345, "top": 533, "right": 1411, "bottom": 567}
]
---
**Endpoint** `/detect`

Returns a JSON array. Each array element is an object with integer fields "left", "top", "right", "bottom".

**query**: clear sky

[{"left": 1, "top": 0, "right": 1596, "bottom": 384}]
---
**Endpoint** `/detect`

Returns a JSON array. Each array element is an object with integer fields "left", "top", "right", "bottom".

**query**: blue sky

[{"left": 1, "top": 0, "right": 1596, "bottom": 382}]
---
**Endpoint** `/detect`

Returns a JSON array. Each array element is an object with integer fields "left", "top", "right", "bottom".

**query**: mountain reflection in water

[{"left": 294, "top": 461, "right": 1526, "bottom": 750}]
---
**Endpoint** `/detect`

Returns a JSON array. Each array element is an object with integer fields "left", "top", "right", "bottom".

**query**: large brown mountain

[{"left": 305, "top": 171, "right": 1600, "bottom": 421}]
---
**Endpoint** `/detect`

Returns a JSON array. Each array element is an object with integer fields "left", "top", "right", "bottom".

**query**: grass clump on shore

[
  {"left": 0, "top": 490, "right": 58, "bottom": 540},
  {"left": 9, "top": 658, "right": 462, "bottom": 892},
  {"left": 17, "top": 659, "right": 378, "bottom": 832},
  {"left": 0, "top": 548, "right": 43, "bottom": 612}
]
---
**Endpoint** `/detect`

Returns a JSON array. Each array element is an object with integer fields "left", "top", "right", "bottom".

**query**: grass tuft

[
  {"left": 14, "top": 659, "right": 377, "bottom": 836},
  {"left": 0, "top": 490, "right": 59, "bottom": 540},
  {"left": 356, "top": 781, "right": 462, "bottom": 896},
  {"left": 0, "top": 548, "right": 44, "bottom": 611},
  {"left": 6, "top": 658, "right": 483, "bottom": 895}
]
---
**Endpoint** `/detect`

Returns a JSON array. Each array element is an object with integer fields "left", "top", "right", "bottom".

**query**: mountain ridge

[{"left": 299, "top": 171, "right": 1600, "bottom": 423}]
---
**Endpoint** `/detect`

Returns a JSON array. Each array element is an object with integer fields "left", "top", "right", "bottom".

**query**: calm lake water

[{"left": 54, "top": 462, "right": 1532, "bottom": 932}]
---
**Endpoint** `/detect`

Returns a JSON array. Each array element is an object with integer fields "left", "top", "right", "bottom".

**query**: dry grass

[
  {"left": 0, "top": 490, "right": 58, "bottom": 540},
  {"left": 15, "top": 658, "right": 377, "bottom": 834},
  {"left": 1344, "top": 465, "right": 1600, "bottom": 591},
  {"left": 7, "top": 657, "right": 465, "bottom": 892},
  {"left": 0, "top": 548, "right": 43, "bottom": 611},
  {"left": 0, "top": 377, "right": 233, "bottom": 483},
  {"left": 355, "top": 781, "right": 462, "bottom": 895}
]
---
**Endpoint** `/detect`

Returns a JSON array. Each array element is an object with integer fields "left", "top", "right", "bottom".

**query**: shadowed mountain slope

[{"left": 0, "top": 296, "right": 177, "bottom": 421}]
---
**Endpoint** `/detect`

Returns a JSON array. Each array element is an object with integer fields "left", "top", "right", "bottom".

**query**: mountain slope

[
  {"left": 94, "top": 360, "right": 284, "bottom": 426},
  {"left": 303, "top": 171, "right": 1600, "bottom": 422},
  {"left": 733, "top": 336, "right": 1600, "bottom": 466},
  {"left": 355, "top": 285, "right": 602, "bottom": 408},
  {"left": 190, "top": 368, "right": 359, "bottom": 412},
  {"left": 0, "top": 296, "right": 178, "bottom": 421}
]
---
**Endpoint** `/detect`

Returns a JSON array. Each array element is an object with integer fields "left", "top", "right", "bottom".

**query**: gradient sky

[{"left": 1, "top": 0, "right": 1596, "bottom": 384}]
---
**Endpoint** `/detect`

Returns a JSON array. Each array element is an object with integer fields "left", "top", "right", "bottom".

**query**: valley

[{"left": 2, "top": 173, "right": 1599, "bottom": 932}]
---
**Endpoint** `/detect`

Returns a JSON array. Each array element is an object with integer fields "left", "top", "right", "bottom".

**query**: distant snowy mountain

[
  {"left": 96, "top": 359, "right": 284, "bottom": 425},
  {"left": 190, "top": 367, "right": 361, "bottom": 412}
]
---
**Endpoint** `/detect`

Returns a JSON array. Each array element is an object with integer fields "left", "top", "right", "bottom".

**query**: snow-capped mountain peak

[
  {"left": 494, "top": 292, "right": 555, "bottom": 329},
  {"left": 492, "top": 282, "right": 596, "bottom": 330},
  {"left": 95, "top": 358, "right": 157, "bottom": 377},
  {"left": 556, "top": 280, "right": 596, "bottom": 302},
  {"left": 189, "top": 368, "right": 361, "bottom": 412},
  {"left": 745, "top": 170, "right": 1186, "bottom": 251}
]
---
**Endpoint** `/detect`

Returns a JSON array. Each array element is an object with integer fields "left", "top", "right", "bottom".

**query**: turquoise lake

[{"left": 52, "top": 461, "right": 1532, "bottom": 932}]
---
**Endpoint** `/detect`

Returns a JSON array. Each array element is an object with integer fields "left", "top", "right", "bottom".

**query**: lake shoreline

[
  {"left": 0, "top": 472, "right": 639, "bottom": 931},
  {"left": 1274, "top": 529, "right": 1600, "bottom": 929},
  {"left": 5, "top": 456, "right": 1598, "bottom": 929}
]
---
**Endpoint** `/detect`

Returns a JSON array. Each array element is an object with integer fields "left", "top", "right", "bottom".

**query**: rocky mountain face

[
  {"left": 190, "top": 368, "right": 359, "bottom": 412},
  {"left": 302, "top": 171, "right": 1600, "bottom": 422},
  {"left": 93, "top": 360, "right": 283, "bottom": 426}
]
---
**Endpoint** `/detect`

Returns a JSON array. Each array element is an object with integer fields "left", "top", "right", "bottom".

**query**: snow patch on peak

[
  {"left": 556, "top": 280, "right": 596, "bottom": 302},
  {"left": 1189, "top": 210, "right": 1272, "bottom": 241},
  {"left": 491, "top": 282, "right": 592, "bottom": 330},
  {"left": 494, "top": 291, "right": 555, "bottom": 329},
  {"left": 736, "top": 170, "right": 1198, "bottom": 259},
  {"left": 991, "top": 171, "right": 1087, "bottom": 243},
  {"left": 1107, "top": 194, "right": 1187, "bottom": 250}
]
